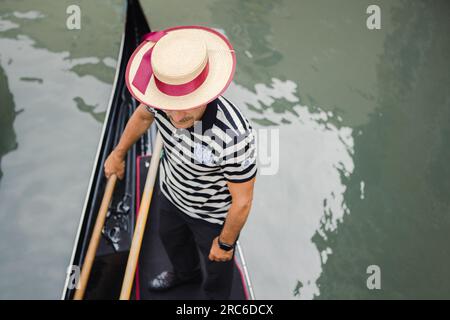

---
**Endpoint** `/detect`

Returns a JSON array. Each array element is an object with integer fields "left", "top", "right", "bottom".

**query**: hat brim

[{"left": 125, "top": 25, "right": 236, "bottom": 111}]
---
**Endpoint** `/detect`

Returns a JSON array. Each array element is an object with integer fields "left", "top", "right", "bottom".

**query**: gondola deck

[{"left": 62, "top": 0, "right": 253, "bottom": 300}]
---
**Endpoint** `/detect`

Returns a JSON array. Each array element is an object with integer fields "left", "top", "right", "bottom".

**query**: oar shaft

[
  {"left": 74, "top": 174, "right": 117, "bottom": 300},
  {"left": 120, "top": 133, "right": 163, "bottom": 300}
]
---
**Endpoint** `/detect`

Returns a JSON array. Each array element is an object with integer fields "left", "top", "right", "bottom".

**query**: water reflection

[
  {"left": 315, "top": 0, "right": 450, "bottom": 299},
  {"left": 227, "top": 79, "right": 354, "bottom": 299},
  {"left": 0, "top": 10, "right": 118, "bottom": 298}
]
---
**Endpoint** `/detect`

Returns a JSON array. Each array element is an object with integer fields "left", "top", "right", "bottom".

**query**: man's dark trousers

[{"left": 158, "top": 192, "right": 236, "bottom": 300}]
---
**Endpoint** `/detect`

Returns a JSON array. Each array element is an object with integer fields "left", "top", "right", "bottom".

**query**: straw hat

[{"left": 125, "top": 25, "right": 236, "bottom": 111}]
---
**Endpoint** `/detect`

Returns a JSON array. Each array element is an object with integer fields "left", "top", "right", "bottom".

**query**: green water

[{"left": 0, "top": 0, "right": 449, "bottom": 299}]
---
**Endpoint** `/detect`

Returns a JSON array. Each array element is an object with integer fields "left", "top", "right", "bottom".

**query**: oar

[
  {"left": 119, "top": 132, "right": 163, "bottom": 300},
  {"left": 74, "top": 174, "right": 118, "bottom": 300}
]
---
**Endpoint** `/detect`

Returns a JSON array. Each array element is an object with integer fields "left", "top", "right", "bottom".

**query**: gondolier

[{"left": 104, "top": 25, "right": 257, "bottom": 300}]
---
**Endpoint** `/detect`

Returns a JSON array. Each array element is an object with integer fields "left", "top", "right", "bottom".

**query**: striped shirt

[{"left": 145, "top": 95, "right": 257, "bottom": 225}]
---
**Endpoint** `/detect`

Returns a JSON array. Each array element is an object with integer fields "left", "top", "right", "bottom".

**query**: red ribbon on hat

[{"left": 132, "top": 31, "right": 209, "bottom": 97}]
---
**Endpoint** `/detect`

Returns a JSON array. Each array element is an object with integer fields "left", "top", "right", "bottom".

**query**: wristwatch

[{"left": 218, "top": 237, "right": 235, "bottom": 251}]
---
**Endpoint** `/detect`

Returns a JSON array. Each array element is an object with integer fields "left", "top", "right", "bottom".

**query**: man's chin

[{"left": 171, "top": 121, "right": 194, "bottom": 129}]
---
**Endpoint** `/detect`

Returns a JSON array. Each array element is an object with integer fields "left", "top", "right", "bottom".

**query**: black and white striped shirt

[{"left": 145, "top": 96, "right": 257, "bottom": 225}]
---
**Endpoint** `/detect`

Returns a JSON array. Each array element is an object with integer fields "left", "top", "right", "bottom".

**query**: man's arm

[
  {"left": 208, "top": 176, "right": 256, "bottom": 262},
  {"left": 104, "top": 103, "right": 154, "bottom": 179}
]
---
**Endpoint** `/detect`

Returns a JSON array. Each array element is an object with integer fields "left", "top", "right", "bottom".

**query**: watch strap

[{"left": 218, "top": 237, "right": 235, "bottom": 251}]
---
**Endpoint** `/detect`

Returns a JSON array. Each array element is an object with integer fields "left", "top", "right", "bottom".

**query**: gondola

[{"left": 62, "top": 0, "right": 254, "bottom": 300}]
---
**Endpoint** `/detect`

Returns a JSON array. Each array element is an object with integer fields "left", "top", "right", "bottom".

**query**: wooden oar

[
  {"left": 120, "top": 132, "right": 163, "bottom": 300},
  {"left": 74, "top": 174, "right": 118, "bottom": 300}
]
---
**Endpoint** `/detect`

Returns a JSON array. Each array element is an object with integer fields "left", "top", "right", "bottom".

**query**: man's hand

[
  {"left": 104, "top": 150, "right": 125, "bottom": 179},
  {"left": 208, "top": 236, "right": 234, "bottom": 262}
]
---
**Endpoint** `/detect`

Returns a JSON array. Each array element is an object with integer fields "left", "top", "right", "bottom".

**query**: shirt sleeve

[{"left": 220, "top": 128, "right": 258, "bottom": 183}]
